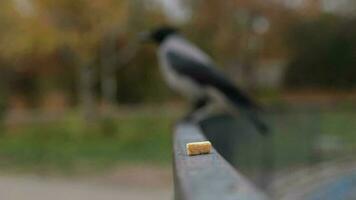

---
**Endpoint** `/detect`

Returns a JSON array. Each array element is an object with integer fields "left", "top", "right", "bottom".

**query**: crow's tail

[
  {"left": 219, "top": 85, "right": 269, "bottom": 135},
  {"left": 209, "top": 75, "right": 269, "bottom": 135}
]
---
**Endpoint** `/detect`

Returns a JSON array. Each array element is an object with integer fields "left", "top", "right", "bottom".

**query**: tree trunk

[
  {"left": 101, "top": 64, "right": 117, "bottom": 106},
  {"left": 79, "top": 63, "right": 96, "bottom": 122},
  {"left": 100, "top": 35, "right": 118, "bottom": 107}
]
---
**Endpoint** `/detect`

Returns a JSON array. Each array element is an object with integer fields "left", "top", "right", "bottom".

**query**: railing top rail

[{"left": 173, "top": 122, "right": 269, "bottom": 200}]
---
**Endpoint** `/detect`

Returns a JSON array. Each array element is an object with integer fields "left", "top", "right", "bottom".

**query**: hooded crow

[{"left": 144, "top": 27, "right": 268, "bottom": 135}]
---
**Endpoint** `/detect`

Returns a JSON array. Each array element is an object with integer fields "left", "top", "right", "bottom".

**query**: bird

[{"left": 142, "top": 26, "right": 268, "bottom": 135}]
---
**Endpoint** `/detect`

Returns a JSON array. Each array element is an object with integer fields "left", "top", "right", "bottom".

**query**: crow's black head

[{"left": 147, "top": 26, "right": 178, "bottom": 44}]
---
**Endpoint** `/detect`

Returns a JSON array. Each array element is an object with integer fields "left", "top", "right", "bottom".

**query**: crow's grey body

[
  {"left": 158, "top": 35, "right": 211, "bottom": 101},
  {"left": 151, "top": 29, "right": 267, "bottom": 134},
  {"left": 158, "top": 35, "right": 258, "bottom": 110}
]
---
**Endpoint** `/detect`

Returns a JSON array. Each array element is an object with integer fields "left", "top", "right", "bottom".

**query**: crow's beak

[{"left": 138, "top": 31, "right": 151, "bottom": 43}]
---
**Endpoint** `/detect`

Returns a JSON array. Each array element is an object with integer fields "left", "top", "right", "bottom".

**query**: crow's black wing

[
  {"left": 167, "top": 50, "right": 269, "bottom": 135},
  {"left": 166, "top": 50, "right": 259, "bottom": 110}
]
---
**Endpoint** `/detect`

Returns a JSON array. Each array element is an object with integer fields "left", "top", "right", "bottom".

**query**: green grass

[
  {"left": 1, "top": 105, "right": 356, "bottom": 175},
  {"left": 0, "top": 110, "right": 179, "bottom": 174}
]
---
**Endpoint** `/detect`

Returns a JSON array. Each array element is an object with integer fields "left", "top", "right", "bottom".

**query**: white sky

[
  {"left": 157, "top": 0, "right": 356, "bottom": 18},
  {"left": 13, "top": 0, "right": 355, "bottom": 20},
  {"left": 12, "top": 0, "right": 35, "bottom": 16},
  {"left": 154, "top": 0, "right": 191, "bottom": 23}
]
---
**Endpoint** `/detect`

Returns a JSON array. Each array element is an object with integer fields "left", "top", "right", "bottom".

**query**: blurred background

[{"left": 0, "top": 0, "right": 355, "bottom": 199}]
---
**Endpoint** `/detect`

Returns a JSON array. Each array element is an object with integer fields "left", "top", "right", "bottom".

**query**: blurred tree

[
  {"left": 183, "top": 0, "right": 295, "bottom": 90},
  {"left": 35, "top": 0, "right": 131, "bottom": 120},
  {"left": 0, "top": 0, "right": 142, "bottom": 116},
  {"left": 284, "top": 15, "right": 356, "bottom": 89},
  {"left": 100, "top": 0, "right": 143, "bottom": 107},
  {"left": 0, "top": 0, "right": 171, "bottom": 116}
]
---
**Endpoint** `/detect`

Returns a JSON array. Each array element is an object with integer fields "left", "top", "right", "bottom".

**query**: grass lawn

[
  {"left": 0, "top": 107, "right": 181, "bottom": 174},
  {"left": 0, "top": 104, "right": 355, "bottom": 175}
]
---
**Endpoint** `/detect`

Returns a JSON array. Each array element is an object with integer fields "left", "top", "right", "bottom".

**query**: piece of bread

[{"left": 186, "top": 141, "right": 211, "bottom": 156}]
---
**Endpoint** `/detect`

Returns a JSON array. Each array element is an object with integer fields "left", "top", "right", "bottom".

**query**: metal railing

[{"left": 173, "top": 122, "right": 269, "bottom": 200}]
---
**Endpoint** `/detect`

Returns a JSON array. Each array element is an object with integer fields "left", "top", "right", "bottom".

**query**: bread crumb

[{"left": 186, "top": 141, "right": 211, "bottom": 156}]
